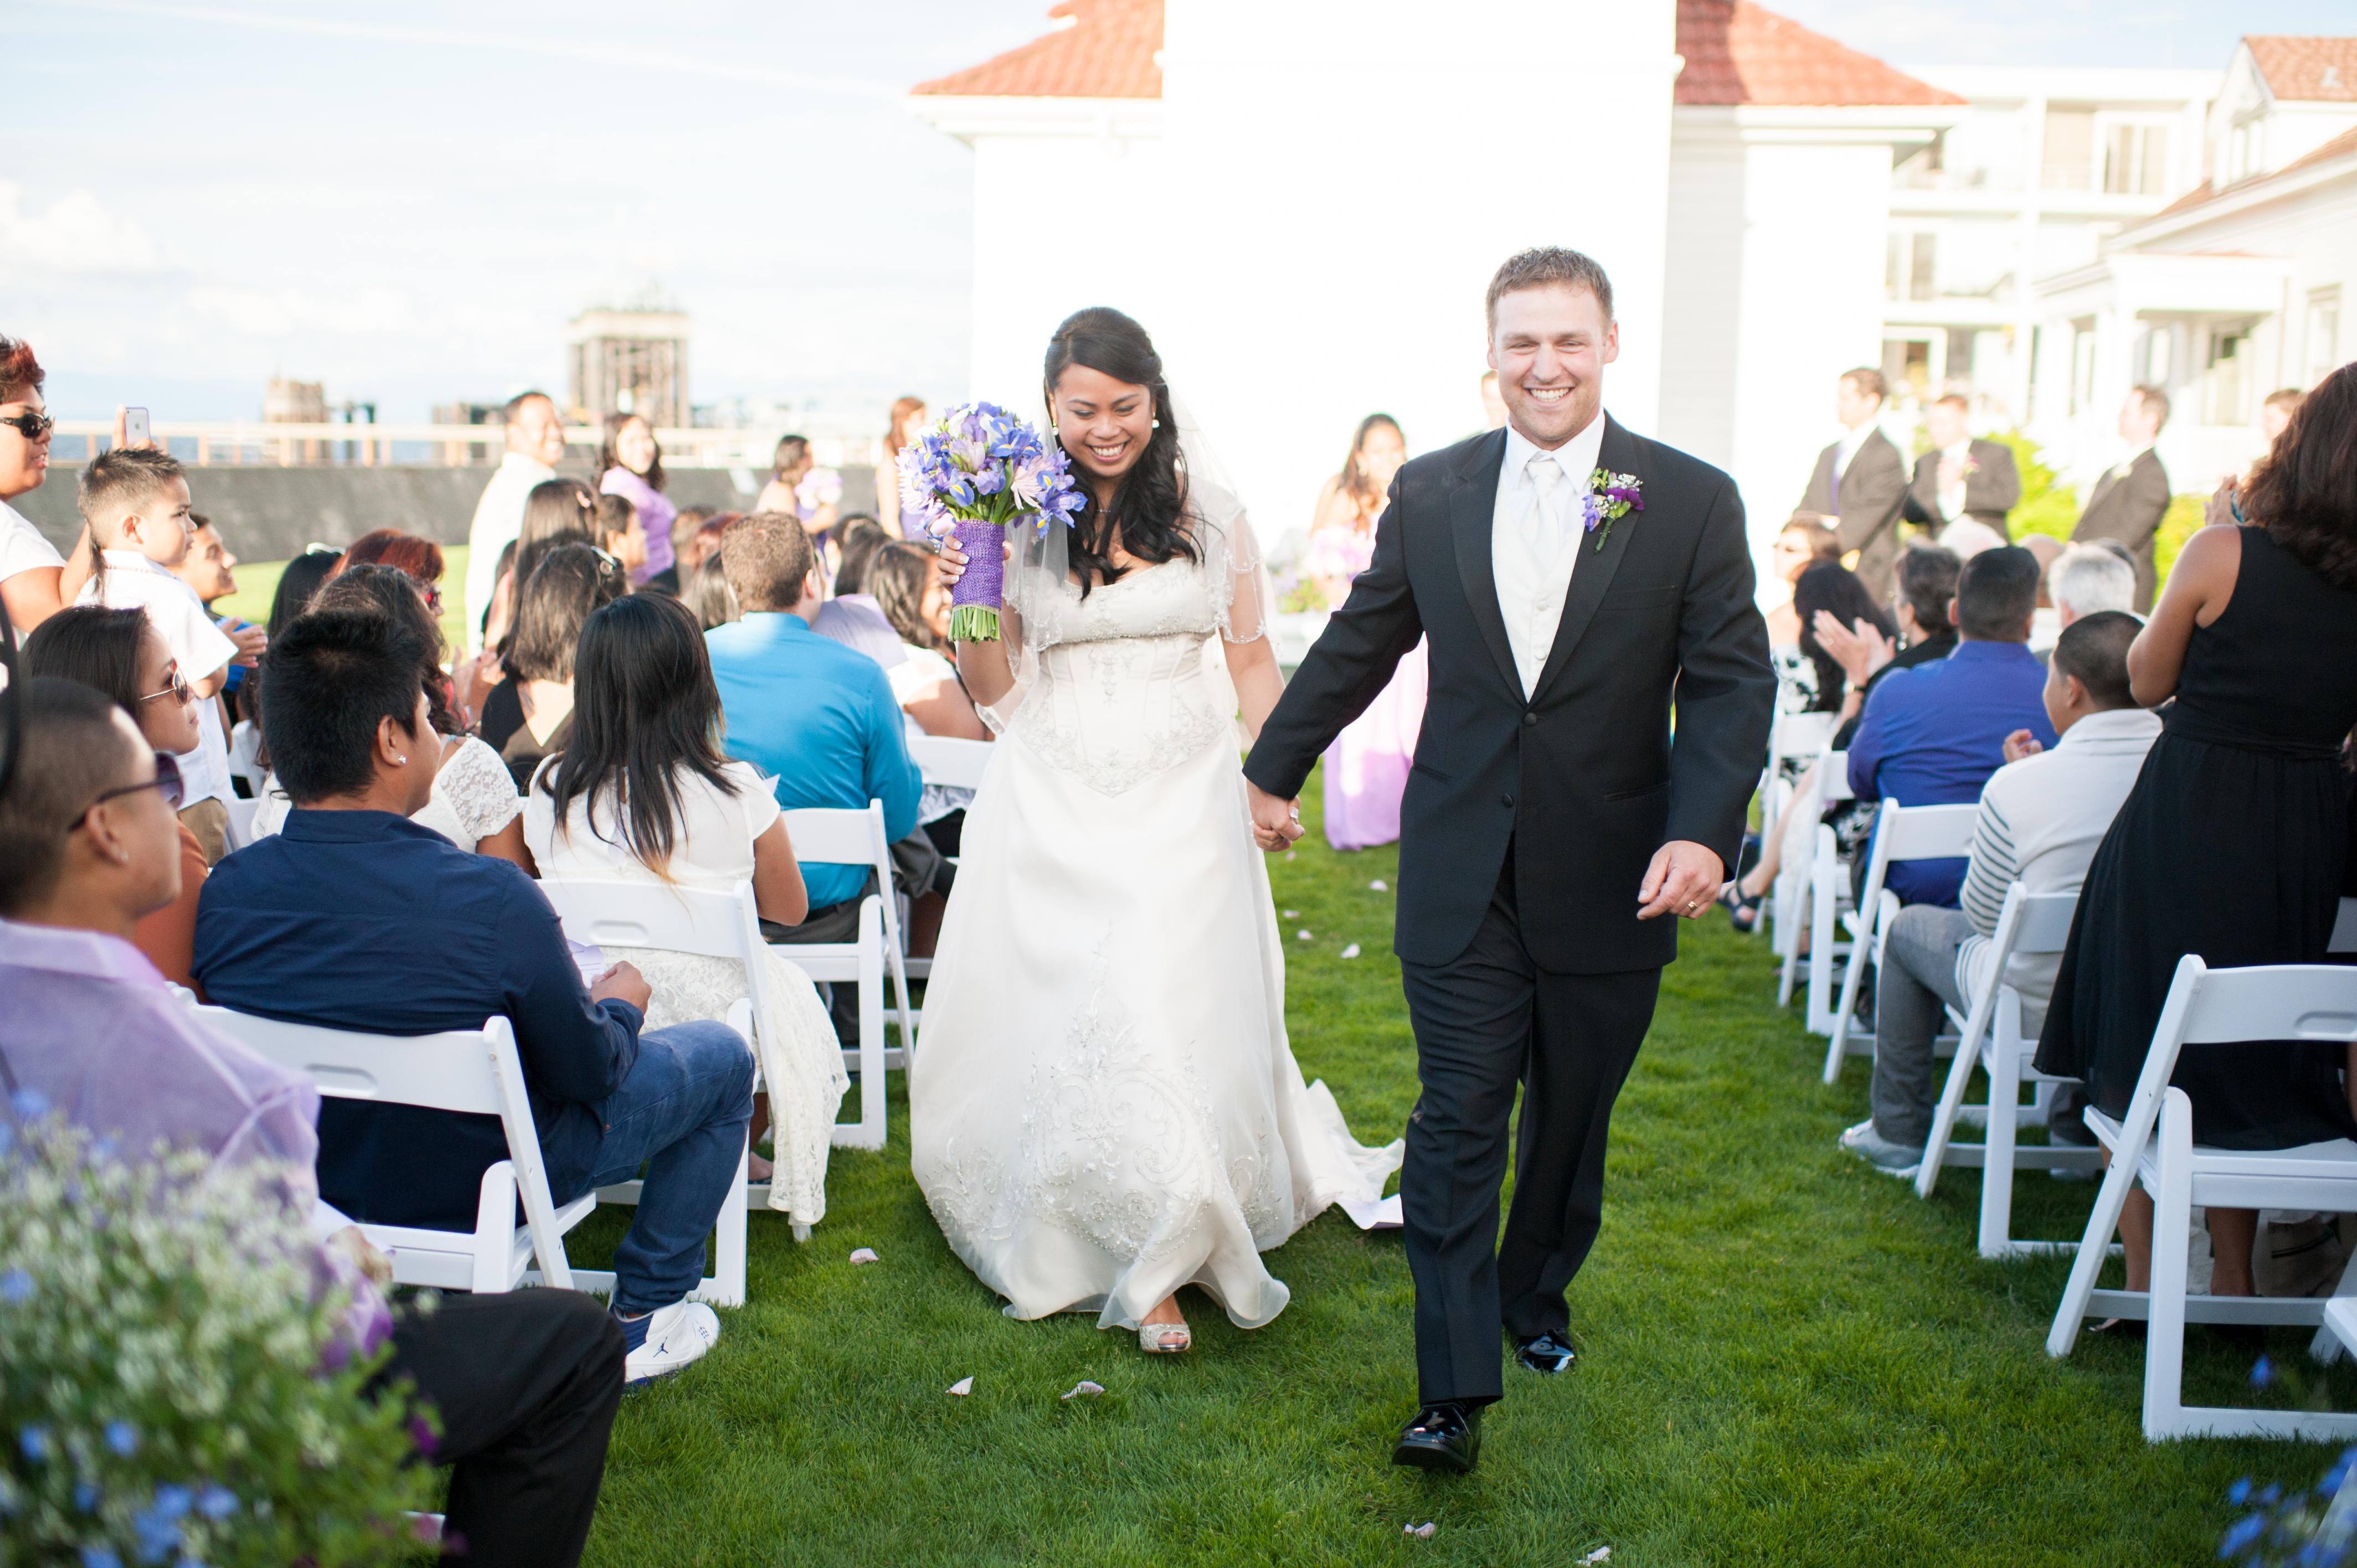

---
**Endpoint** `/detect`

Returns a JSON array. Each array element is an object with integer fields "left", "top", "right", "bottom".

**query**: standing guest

[
  {"left": 510, "top": 478, "right": 604, "bottom": 606},
  {"left": 0, "top": 680, "right": 627, "bottom": 1566},
  {"left": 73, "top": 448, "right": 263, "bottom": 864},
  {"left": 1798, "top": 367, "right": 1910, "bottom": 602},
  {"left": 463, "top": 390, "right": 565, "bottom": 653},
  {"left": 1787, "top": 517, "right": 1893, "bottom": 716},
  {"left": 1840, "top": 612, "right": 2160, "bottom": 1171},
  {"left": 522, "top": 593, "right": 846, "bottom": 1212},
  {"left": 599, "top": 411, "right": 677, "bottom": 589},
  {"left": 1902, "top": 394, "right": 2022, "bottom": 550},
  {"left": 2071, "top": 385, "right": 2173, "bottom": 613},
  {"left": 2047, "top": 543, "right": 2136, "bottom": 627},
  {"left": 249, "top": 565, "right": 532, "bottom": 871},
  {"left": 0, "top": 334, "right": 66, "bottom": 634},
  {"left": 1305, "top": 414, "right": 1424, "bottom": 852},
  {"left": 595, "top": 492, "right": 648, "bottom": 579},
  {"left": 706, "top": 513, "right": 933, "bottom": 1033},
  {"left": 874, "top": 397, "right": 929, "bottom": 537},
  {"left": 683, "top": 552, "right": 739, "bottom": 631},
  {"left": 1846, "top": 546, "right": 2055, "bottom": 909},
  {"left": 830, "top": 516, "right": 893, "bottom": 596},
  {"left": 756, "top": 435, "right": 836, "bottom": 546},
  {"left": 19, "top": 605, "right": 211, "bottom": 987},
  {"left": 2261, "top": 386, "right": 2304, "bottom": 445},
  {"left": 450, "top": 538, "right": 517, "bottom": 731},
  {"left": 483, "top": 544, "right": 627, "bottom": 790},
  {"left": 195, "top": 605, "right": 753, "bottom": 1383},
  {"left": 2037, "top": 363, "right": 2357, "bottom": 1311}
]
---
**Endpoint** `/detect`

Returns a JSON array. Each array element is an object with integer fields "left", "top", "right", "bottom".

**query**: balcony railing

[{"left": 47, "top": 422, "right": 883, "bottom": 472}]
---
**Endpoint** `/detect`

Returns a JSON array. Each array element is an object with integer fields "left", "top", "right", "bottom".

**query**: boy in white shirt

[{"left": 74, "top": 448, "right": 263, "bottom": 863}]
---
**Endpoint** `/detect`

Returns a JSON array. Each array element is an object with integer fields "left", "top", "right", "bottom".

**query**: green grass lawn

[
  {"left": 543, "top": 773, "right": 2355, "bottom": 1567},
  {"left": 212, "top": 548, "right": 472, "bottom": 651}
]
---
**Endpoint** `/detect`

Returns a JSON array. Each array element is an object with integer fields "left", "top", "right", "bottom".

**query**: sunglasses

[
  {"left": 89, "top": 751, "right": 186, "bottom": 814},
  {"left": 0, "top": 410, "right": 55, "bottom": 442},
  {"left": 137, "top": 665, "right": 193, "bottom": 708}
]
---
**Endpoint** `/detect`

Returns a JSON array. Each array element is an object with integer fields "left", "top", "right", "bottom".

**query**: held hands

[
  {"left": 2002, "top": 728, "right": 2045, "bottom": 764},
  {"left": 1246, "top": 779, "right": 1304, "bottom": 853},
  {"left": 934, "top": 534, "right": 1011, "bottom": 589},
  {"left": 325, "top": 1225, "right": 394, "bottom": 1287},
  {"left": 2206, "top": 475, "right": 2241, "bottom": 530},
  {"left": 1812, "top": 610, "right": 1893, "bottom": 687},
  {"left": 1637, "top": 840, "right": 1723, "bottom": 921},
  {"left": 589, "top": 961, "right": 653, "bottom": 1014}
]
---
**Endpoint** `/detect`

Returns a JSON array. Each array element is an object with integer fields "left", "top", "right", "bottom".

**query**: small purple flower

[
  {"left": 19, "top": 1424, "right": 49, "bottom": 1462},
  {"left": 2250, "top": 1355, "right": 2275, "bottom": 1389},
  {"left": 79, "top": 1547, "right": 122, "bottom": 1568},
  {"left": 0, "top": 1267, "right": 32, "bottom": 1305},
  {"left": 2221, "top": 1513, "right": 2265, "bottom": 1555},
  {"left": 105, "top": 1420, "right": 138, "bottom": 1456},
  {"left": 411, "top": 1415, "right": 439, "bottom": 1457},
  {"left": 2229, "top": 1478, "right": 2252, "bottom": 1504},
  {"left": 10, "top": 1087, "right": 48, "bottom": 1120},
  {"left": 151, "top": 1484, "right": 192, "bottom": 1521},
  {"left": 195, "top": 1483, "right": 238, "bottom": 1520},
  {"left": 75, "top": 1481, "right": 101, "bottom": 1512}
]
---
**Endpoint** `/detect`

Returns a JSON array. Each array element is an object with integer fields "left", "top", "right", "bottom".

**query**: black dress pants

[
  {"left": 1398, "top": 851, "right": 1660, "bottom": 1407},
  {"left": 379, "top": 1287, "right": 625, "bottom": 1568}
]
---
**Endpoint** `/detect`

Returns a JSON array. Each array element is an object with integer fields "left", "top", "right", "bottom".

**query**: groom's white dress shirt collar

[{"left": 1492, "top": 413, "right": 1608, "bottom": 699}]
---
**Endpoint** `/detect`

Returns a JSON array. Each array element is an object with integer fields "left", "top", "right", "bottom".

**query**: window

[
  {"left": 1885, "top": 231, "right": 1937, "bottom": 302},
  {"left": 2042, "top": 107, "right": 2096, "bottom": 192},
  {"left": 2230, "top": 117, "right": 2263, "bottom": 183},
  {"left": 2310, "top": 291, "right": 2343, "bottom": 385},
  {"left": 2103, "top": 124, "right": 2170, "bottom": 195},
  {"left": 2205, "top": 327, "right": 2250, "bottom": 426}
]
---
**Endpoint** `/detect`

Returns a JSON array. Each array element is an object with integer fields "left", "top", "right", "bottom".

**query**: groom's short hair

[{"left": 1486, "top": 247, "right": 1614, "bottom": 330}]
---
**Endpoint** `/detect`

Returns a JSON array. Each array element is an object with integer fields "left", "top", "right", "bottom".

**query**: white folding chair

[
  {"left": 2046, "top": 958, "right": 2357, "bottom": 1441},
  {"left": 195, "top": 1008, "right": 600, "bottom": 1296},
  {"left": 1776, "top": 745, "right": 1851, "bottom": 1013},
  {"left": 776, "top": 798, "right": 917, "bottom": 1151},
  {"left": 907, "top": 734, "right": 995, "bottom": 792},
  {"left": 222, "top": 797, "right": 261, "bottom": 853},
  {"left": 1914, "top": 883, "right": 2104, "bottom": 1254},
  {"left": 536, "top": 875, "right": 790, "bottom": 1265},
  {"left": 1823, "top": 798, "right": 1982, "bottom": 1083}
]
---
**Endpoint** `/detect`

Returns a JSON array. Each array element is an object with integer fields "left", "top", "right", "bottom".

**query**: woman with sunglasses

[
  {"left": 20, "top": 604, "right": 209, "bottom": 986},
  {"left": 1, "top": 335, "right": 68, "bottom": 635}
]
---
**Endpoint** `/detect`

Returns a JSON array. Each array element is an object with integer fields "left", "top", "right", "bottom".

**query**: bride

[{"left": 911, "top": 307, "right": 1402, "bottom": 1354}]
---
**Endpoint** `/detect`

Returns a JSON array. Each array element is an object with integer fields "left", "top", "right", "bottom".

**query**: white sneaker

[
  {"left": 1838, "top": 1118, "right": 1923, "bottom": 1179},
  {"left": 622, "top": 1301, "right": 721, "bottom": 1385}
]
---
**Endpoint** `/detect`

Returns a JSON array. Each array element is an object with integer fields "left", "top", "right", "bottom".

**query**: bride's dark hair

[{"left": 1042, "top": 307, "right": 1197, "bottom": 597}]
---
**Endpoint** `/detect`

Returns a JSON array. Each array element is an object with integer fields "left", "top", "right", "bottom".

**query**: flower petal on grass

[
  {"left": 1297, "top": 930, "right": 1313, "bottom": 942},
  {"left": 849, "top": 1248, "right": 879, "bottom": 1265},
  {"left": 1578, "top": 1549, "right": 1612, "bottom": 1566},
  {"left": 1370, "top": 880, "right": 1388, "bottom": 891},
  {"left": 1404, "top": 1521, "right": 1436, "bottom": 1538},
  {"left": 1060, "top": 1381, "right": 1105, "bottom": 1400},
  {"left": 1340, "top": 943, "right": 1361, "bottom": 959},
  {"left": 948, "top": 1377, "right": 973, "bottom": 1396}
]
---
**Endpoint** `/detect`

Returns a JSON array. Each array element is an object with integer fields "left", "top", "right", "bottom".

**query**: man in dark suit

[
  {"left": 1798, "top": 367, "right": 1909, "bottom": 603},
  {"left": 1902, "top": 393, "right": 2021, "bottom": 544},
  {"left": 1243, "top": 247, "right": 1774, "bottom": 1475},
  {"left": 2071, "top": 384, "right": 2173, "bottom": 612}
]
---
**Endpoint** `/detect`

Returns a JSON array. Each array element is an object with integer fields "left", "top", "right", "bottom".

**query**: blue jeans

[{"left": 548, "top": 1021, "right": 753, "bottom": 1316}]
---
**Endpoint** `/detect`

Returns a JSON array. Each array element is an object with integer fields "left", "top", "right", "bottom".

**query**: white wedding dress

[{"left": 910, "top": 482, "right": 1403, "bottom": 1333}]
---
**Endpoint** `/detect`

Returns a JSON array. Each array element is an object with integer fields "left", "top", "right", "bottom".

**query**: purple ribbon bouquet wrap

[{"left": 896, "top": 403, "right": 1085, "bottom": 642}]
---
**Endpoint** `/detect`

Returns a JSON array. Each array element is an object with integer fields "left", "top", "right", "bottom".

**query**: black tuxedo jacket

[
  {"left": 2072, "top": 448, "right": 2171, "bottom": 612},
  {"left": 1902, "top": 439, "right": 2022, "bottom": 537},
  {"left": 1245, "top": 417, "right": 1774, "bottom": 974}
]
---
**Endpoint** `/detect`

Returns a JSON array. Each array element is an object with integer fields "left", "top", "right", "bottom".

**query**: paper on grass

[{"left": 1339, "top": 1191, "right": 1402, "bottom": 1230}]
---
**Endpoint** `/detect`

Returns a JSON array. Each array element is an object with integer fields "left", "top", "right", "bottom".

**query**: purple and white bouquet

[{"left": 896, "top": 402, "right": 1084, "bottom": 642}]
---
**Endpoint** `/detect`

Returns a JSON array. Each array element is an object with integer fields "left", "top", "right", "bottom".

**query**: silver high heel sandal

[{"left": 1138, "top": 1321, "right": 1191, "bottom": 1353}]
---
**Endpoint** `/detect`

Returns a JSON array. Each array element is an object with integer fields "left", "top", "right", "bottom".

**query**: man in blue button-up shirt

[
  {"left": 705, "top": 512, "right": 922, "bottom": 912},
  {"left": 1846, "top": 546, "right": 2056, "bottom": 907}
]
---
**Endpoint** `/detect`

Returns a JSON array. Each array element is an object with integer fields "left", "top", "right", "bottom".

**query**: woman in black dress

[{"left": 2036, "top": 364, "right": 2357, "bottom": 1301}]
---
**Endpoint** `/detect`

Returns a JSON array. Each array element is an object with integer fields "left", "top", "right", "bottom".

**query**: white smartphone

[{"left": 122, "top": 407, "right": 151, "bottom": 446}]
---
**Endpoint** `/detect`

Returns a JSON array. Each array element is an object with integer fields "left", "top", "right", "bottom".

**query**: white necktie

[{"left": 1524, "top": 453, "right": 1565, "bottom": 558}]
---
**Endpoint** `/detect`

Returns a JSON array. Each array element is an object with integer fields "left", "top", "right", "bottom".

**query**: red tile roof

[
  {"left": 911, "top": 0, "right": 1960, "bottom": 109},
  {"left": 2247, "top": 36, "right": 2357, "bottom": 103},
  {"left": 912, "top": 0, "right": 1160, "bottom": 99},
  {"left": 1672, "top": 1, "right": 1962, "bottom": 107},
  {"left": 2145, "top": 122, "right": 2357, "bottom": 221}
]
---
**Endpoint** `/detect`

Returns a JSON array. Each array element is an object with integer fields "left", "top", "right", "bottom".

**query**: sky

[{"left": 8, "top": 0, "right": 2353, "bottom": 426}]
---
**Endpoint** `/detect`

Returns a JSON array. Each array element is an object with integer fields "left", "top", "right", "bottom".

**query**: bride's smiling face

[{"left": 1052, "top": 364, "right": 1155, "bottom": 488}]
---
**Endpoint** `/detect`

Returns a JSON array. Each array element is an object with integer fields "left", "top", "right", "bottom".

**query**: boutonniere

[
  {"left": 1581, "top": 470, "right": 1643, "bottom": 553},
  {"left": 1960, "top": 454, "right": 1980, "bottom": 476}
]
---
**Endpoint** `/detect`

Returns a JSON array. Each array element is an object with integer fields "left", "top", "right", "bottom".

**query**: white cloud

[
  {"left": 0, "top": 183, "right": 174, "bottom": 276},
  {"left": 181, "top": 284, "right": 410, "bottom": 341}
]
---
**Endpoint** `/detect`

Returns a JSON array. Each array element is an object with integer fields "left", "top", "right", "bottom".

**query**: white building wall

[
  {"left": 1657, "top": 128, "right": 1748, "bottom": 472},
  {"left": 1155, "top": 0, "right": 1678, "bottom": 540}
]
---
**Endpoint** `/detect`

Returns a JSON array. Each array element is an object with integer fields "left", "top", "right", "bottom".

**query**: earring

[
  {"left": 1152, "top": 419, "right": 1162, "bottom": 429},
  {"left": 396, "top": 756, "right": 408, "bottom": 765}
]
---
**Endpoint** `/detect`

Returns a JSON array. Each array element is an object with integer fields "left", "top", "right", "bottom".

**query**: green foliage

[
  {"left": 1987, "top": 431, "right": 2079, "bottom": 545},
  {"left": 0, "top": 1109, "right": 433, "bottom": 1566}
]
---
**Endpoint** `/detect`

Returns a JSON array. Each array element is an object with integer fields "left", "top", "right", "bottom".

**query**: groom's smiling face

[{"left": 1488, "top": 284, "right": 1618, "bottom": 451}]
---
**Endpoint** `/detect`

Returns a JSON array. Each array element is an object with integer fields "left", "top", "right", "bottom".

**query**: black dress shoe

[
  {"left": 1391, "top": 1402, "right": 1480, "bottom": 1474},
  {"left": 1515, "top": 1331, "right": 1579, "bottom": 1375}
]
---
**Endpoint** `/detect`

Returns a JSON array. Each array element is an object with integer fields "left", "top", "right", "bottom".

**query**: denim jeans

[
  {"left": 548, "top": 1021, "right": 753, "bottom": 1316},
  {"left": 1868, "top": 905, "right": 1973, "bottom": 1147}
]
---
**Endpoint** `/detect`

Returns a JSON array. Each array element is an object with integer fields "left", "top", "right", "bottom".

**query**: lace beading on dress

[{"left": 1010, "top": 561, "right": 1230, "bottom": 797}]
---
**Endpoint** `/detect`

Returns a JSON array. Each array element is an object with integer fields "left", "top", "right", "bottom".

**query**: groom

[{"left": 1244, "top": 247, "right": 1773, "bottom": 1473}]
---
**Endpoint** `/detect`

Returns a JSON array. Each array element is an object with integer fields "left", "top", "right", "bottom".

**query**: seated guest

[
  {"left": 1789, "top": 520, "right": 1895, "bottom": 718},
  {"left": 482, "top": 544, "right": 627, "bottom": 791},
  {"left": 706, "top": 512, "right": 935, "bottom": 1025},
  {"left": 195, "top": 606, "right": 753, "bottom": 1382},
  {"left": 595, "top": 492, "right": 647, "bottom": 580},
  {"left": 830, "top": 517, "right": 893, "bottom": 596},
  {"left": 0, "top": 678, "right": 625, "bottom": 1566},
  {"left": 1840, "top": 612, "right": 2159, "bottom": 1170},
  {"left": 2048, "top": 543, "right": 2137, "bottom": 627},
  {"left": 334, "top": 528, "right": 446, "bottom": 601},
  {"left": 683, "top": 552, "right": 739, "bottom": 631},
  {"left": 1846, "top": 545, "right": 2055, "bottom": 909},
  {"left": 522, "top": 592, "right": 846, "bottom": 1213},
  {"left": 669, "top": 506, "right": 714, "bottom": 580},
  {"left": 865, "top": 539, "right": 989, "bottom": 878},
  {"left": 1759, "top": 514, "right": 1824, "bottom": 651},
  {"left": 810, "top": 592, "right": 909, "bottom": 672},
  {"left": 20, "top": 605, "right": 210, "bottom": 987},
  {"left": 249, "top": 565, "right": 532, "bottom": 870},
  {"left": 508, "top": 478, "right": 604, "bottom": 608}
]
